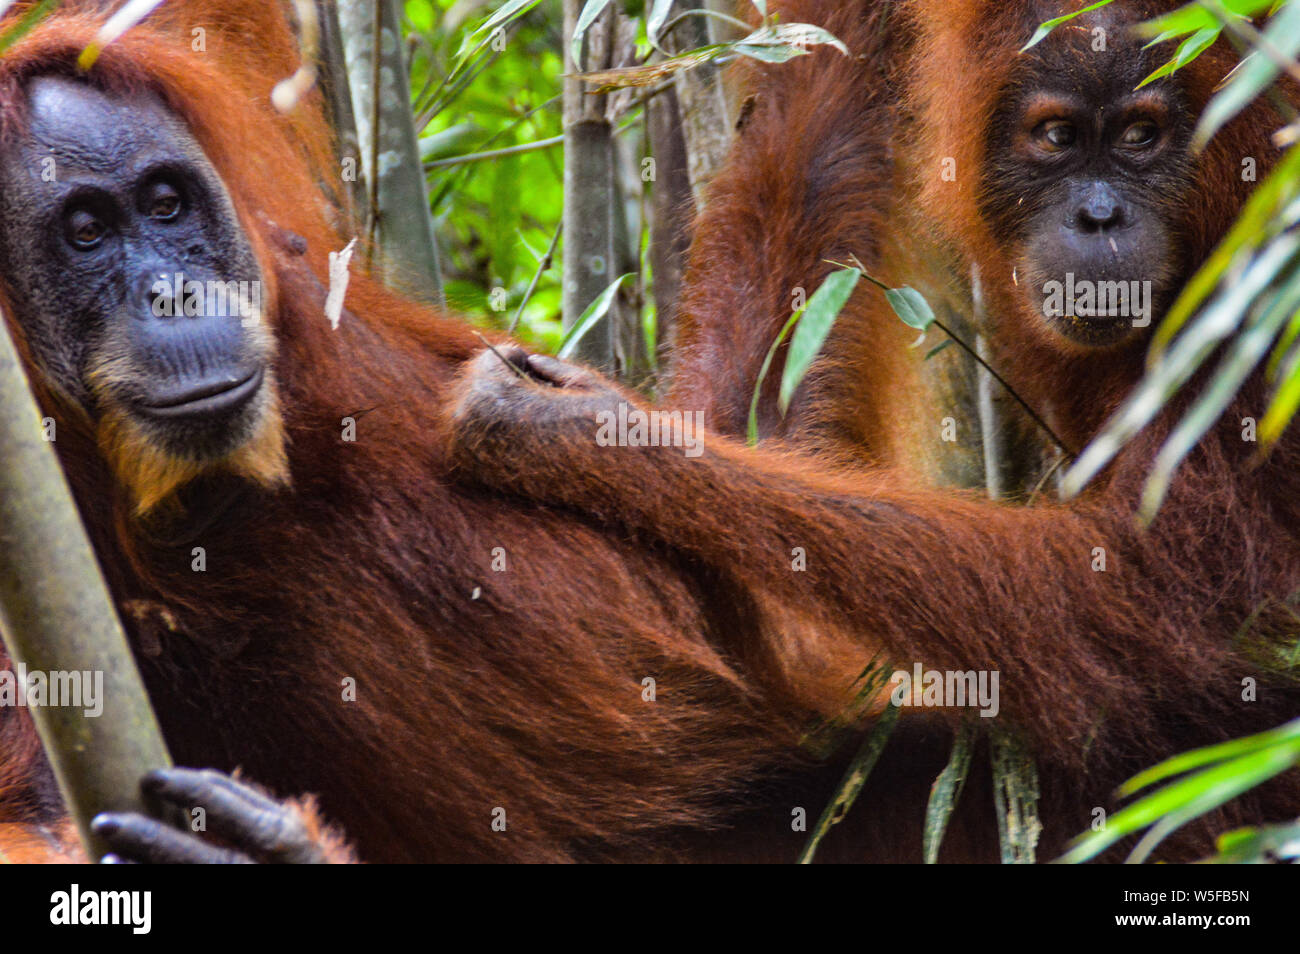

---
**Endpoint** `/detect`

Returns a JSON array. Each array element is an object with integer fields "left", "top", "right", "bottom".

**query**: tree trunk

[
  {"left": 561, "top": 0, "right": 617, "bottom": 370},
  {"left": 646, "top": 83, "right": 695, "bottom": 383},
  {"left": 338, "top": 0, "right": 444, "bottom": 305},
  {"left": 663, "top": 2, "right": 734, "bottom": 204},
  {"left": 316, "top": 0, "right": 368, "bottom": 228}
]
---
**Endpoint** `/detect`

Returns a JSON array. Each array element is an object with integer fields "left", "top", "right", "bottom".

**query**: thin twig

[
  {"left": 472, "top": 330, "right": 529, "bottom": 379},
  {"left": 846, "top": 260, "right": 1076, "bottom": 459},
  {"left": 508, "top": 222, "right": 563, "bottom": 335},
  {"left": 366, "top": 0, "right": 383, "bottom": 261},
  {"left": 930, "top": 316, "right": 1075, "bottom": 460},
  {"left": 1027, "top": 453, "right": 1068, "bottom": 504},
  {"left": 424, "top": 134, "right": 564, "bottom": 169},
  {"left": 661, "top": 8, "right": 753, "bottom": 42},
  {"left": 1202, "top": 0, "right": 1300, "bottom": 89}
]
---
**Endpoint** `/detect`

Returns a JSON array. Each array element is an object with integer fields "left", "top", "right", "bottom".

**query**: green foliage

[
  {"left": 1061, "top": 1, "right": 1300, "bottom": 519},
  {"left": 557, "top": 273, "right": 632, "bottom": 359},
  {"left": 0, "top": 0, "right": 58, "bottom": 56},
  {"left": 1208, "top": 817, "right": 1300, "bottom": 862},
  {"left": 405, "top": 1, "right": 566, "bottom": 350},
  {"left": 884, "top": 285, "right": 937, "bottom": 332},
  {"left": 1059, "top": 718, "right": 1300, "bottom": 863},
  {"left": 1020, "top": 0, "right": 1118, "bottom": 53},
  {"left": 1139, "top": 0, "right": 1300, "bottom": 148},
  {"left": 408, "top": 1, "right": 848, "bottom": 362},
  {"left": 779, "top": 268, "right": 859, "bottom": 414},
  {"left": 577, "top": 0, "right": 847, "bottom": 89},
  {"left": 746, "top": 266, "right": 860, "bottom": 445}
]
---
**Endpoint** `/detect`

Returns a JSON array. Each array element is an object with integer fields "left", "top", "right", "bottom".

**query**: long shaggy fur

[
  {"left": 651, "top": 0, "right": 1300, "bottom": 857},
  {"left": 0, "top": 1, "right": 816, "bottom": 862}
]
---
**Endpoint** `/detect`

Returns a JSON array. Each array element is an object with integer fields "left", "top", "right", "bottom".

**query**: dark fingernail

[{"left": 90, "top": 814, "right": 118, "bottom": 835}]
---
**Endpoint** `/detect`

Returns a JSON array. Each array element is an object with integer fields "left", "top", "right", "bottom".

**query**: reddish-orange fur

[
  {"left": 666, "top": 0, "right": 1300, "bottom": 852},
  {"left": 2, "top": 0, "right": 1296, "bottom": 865},
  {"left": 441, "top": 0, "right": 1300, "bottom": 862},
  {"left": 0, "top": 1, "right": 821, "bottom": 862}
]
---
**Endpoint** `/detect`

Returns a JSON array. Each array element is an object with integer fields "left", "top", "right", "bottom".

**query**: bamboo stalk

[{"left": 0, "top": 310, "right": 172, "bottom": 860}]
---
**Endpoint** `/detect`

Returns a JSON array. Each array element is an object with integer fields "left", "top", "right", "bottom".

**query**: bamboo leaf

[
  {"left": 646, "top": 0, "right": 675, "bottom": 47},
  {"left": 473, "top": 0, "right": 542, "bottom": 37},
  {"left": 1194, "top": 0, "right": 1300, "bottom": 149},
  {"left": 1124, "top": 747, "right": 1294, "bottom": 863},
  {"left": 1261, "top": 347, "right": 1300, "bottom": 446},
  {"left": 1208, "top": 818, "right": 1300, "bottom": 862},
  {"left": 557, "top": 274, "right": 631, "bottom": 360},
  {"left": 1139, "top": 261, "right": 1300, "bottom": 520},
  {"left": 1136, "top": 25, "right": 1220, "bottom": 90},
  {"left": 570, "top": 0, "right": 613, "bottom": 69},
  {"left": 885, "top": 286, "right": 937, "bottom": 331},
  {"left": 747, "top": 310, "right": 801, "bottom": 446},
  {"left": 1062, "top": 231, "right": 1300, "bottom": 499},
  {"left": 0, "top": 0, "right": 58, "bottom": 57},
  {"left": 1059, "top": 737, "right": 1300, "bottom": 863},
  {"left": 734, "top": 23, "right": 849, "bottom": 63},
  {"left": 1136, "top": 0, "right": 1276, "bottom": 40},
  {"left": 778, "top": 268, "right": 859, "bottom": 415},
  {"left": 1152, "top": 148, "right": 1300, "bottom": 360},
  {"left": 924, "top": 339, "right": 955, "bottom": 361},
  {"left": 1119, "top": 716, "right": 1300, "bottom": 796},
  {"left": 1021, "top": 0, "right": 1116, "bottom": 53}
]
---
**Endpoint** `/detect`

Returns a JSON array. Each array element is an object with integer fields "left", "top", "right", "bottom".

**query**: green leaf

[
  {"left": 734, "top": 22, "right": 849, "bottom": 63},
  {"left": 418, "top": 123, "right": 483, "bottom": 162},
  {"left": 473, "top": 0, "right": 543, "bottom": 38},
  {"left": 1152, "top": 146, "right": 1300, "bottom": 358},
  {"left": 1209, "top": 818, "right": 1300, "bottom": 862},
  {"left": 1063, "top": 229, "right": 1300, "bottom": 499},
  {"left": 1124, "top": 745, "right": 1297, "bottom": 863},
  {"left": 1139, "top": 260, "right": 1300, "bottom": 521},
  {"left": 1059, "top": 744, "right": 1297, "bottom": 863},
  {"left": 1020, "top": 0, "right": 1116, "bottom": 53},
  {"left": 733, "top": 42, "right": 812, "bottom": 63},
  {"left": 1119, "top": 716, "right": 1300, "bottom": 796},
  {"left": 1137, "top": 0, "right": 1277, "bottom": 41},
  {"left": 571, "top": 0, "right": 614, "bottom": 68},
  {"left": 0, "top": 0, "right": 63, "bottom": 58},
  {"left": 1142, "top": 28, "right": 1182, "bottom": 50},
  {"left": 747, "top": 311, "right": 802, "bottom": 446},
  {"left": 778, "top": 268, "right": 860, "bottom": 415},
  {"left": 885, "top": 286, "right": 937, "bottom": 331},
  {"left": 1261, "top": 345, "right": 1300, "bottom": 447},
  {"left": 1136, "top": 25, "right": 1220, "bottom": 89},
  {"left": 1058, "top": 720, "right": 1300, "bottom": 864},
  {"left": 646, "top": 0, "right": 675, "bottom": 47},
  {"left": 1265, "top": 299, "right": 1300, "bottom": 379},
  {"left": 924, "top": 339, "right": 955, "bottom": 361},
  {"left": 557, "top": 274, "right": 631, "bottom": 360},
  {"left": 1194, "top": 0, "right": 1300, "bottom": 149}
]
